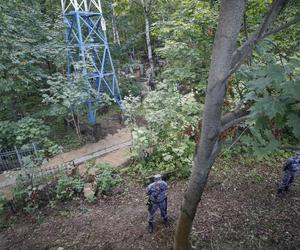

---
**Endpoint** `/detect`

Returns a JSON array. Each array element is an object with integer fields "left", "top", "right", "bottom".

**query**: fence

[
  {"left": 0, "top": 140, "right": 132, "bottom": 189},
  {"left": 0, "top": 143, "right": 38, "bottom": 172}
]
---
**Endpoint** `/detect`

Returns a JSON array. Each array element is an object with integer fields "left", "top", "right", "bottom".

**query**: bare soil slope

[{"left": 1, "top": 160, "right": 300, "bottom": 250}]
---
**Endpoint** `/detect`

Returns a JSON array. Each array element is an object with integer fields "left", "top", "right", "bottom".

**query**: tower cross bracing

[
  {"left": 61, "top": 0, "right": 124, "bottom": 124},
  {"left": 61, "top": 0, "right": 103, "bottom": 13}
]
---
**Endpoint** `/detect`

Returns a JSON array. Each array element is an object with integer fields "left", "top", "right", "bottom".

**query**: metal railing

[
  {"left": 0, "top": 140, "right": 132, "bottom": 188},
  {"left": 0, "top": 143, "right": 38, "bottom": 172}
]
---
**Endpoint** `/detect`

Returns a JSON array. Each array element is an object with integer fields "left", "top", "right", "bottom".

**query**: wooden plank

[
  {"left": 0, "top": 140, "right": 132, "bottom": 189},
  {"left": 73, "top": 140, "right": 132, "bottom": 165}
]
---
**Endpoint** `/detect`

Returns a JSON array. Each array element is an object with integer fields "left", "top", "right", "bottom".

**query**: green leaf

[
  {"left": 267, "top": 64, "right": 286, "bottom": 82},
  {"left": 287, "top": 113, "right": 300, "bottom": 137},
  {"left": 248, "top": 77, "right": 272, "bottom": 91},
  {"left": 251, "top": 96, "right": 286, "bottom": 119},
  {"left": 282, "top": 79, "right": 300, "bottom": 101}
]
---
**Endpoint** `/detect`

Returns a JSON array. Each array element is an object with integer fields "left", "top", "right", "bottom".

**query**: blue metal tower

[{"left": 61, "top": 0, "right": 124, "bottom": 124}]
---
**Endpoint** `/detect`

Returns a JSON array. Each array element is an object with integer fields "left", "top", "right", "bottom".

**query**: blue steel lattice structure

[{"left": 61, "top": 0, "right": 124, "bottom": 124}]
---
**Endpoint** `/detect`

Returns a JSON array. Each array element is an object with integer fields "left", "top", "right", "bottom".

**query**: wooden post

[
  {"left": 32, "top": 143, "right": 38, "bottom": 156},
  {"left": 14, "top": 146, "right": 23, "bottom": 168}
]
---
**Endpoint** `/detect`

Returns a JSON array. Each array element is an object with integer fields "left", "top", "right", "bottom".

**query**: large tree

[{"left": 174, "top": 0, "right": 300, "bottom": 249}]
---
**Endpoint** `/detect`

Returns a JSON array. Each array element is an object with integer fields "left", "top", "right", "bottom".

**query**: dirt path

[
  {"left": 1, "top": 161, "right": 300, "bottom": 249},
  {"left": 0, "top": 128, "right": 132, "bottom": 199},
  {"left": 46, "top": 128, "right": 131, "bottom": 167}
]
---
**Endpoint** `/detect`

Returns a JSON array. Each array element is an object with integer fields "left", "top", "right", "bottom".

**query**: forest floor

[{"left": 1, "top": 156, "right": 300, "bottom": 249}]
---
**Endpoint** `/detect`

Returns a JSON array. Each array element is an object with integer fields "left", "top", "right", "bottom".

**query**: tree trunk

[
  {"left": 39, "top": 0, "right": 47, "bottom": 14},
  {"left": 174, "top": 1, "right": 246, "bottom": 249},
  {"left": 144, "top": 11, "right": 154, "bottom": 73},
  {"left": 71, "top": 111, "right": 82, "bottom": 141},
  {"left": 111, "top": 2, "right": 121, "bottom": 46},
  {"left": 140, "top": 0, "right": 155, "bottom": 89}
]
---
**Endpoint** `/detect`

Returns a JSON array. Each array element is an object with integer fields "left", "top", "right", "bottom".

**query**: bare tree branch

[
  {"left": 262, "top": 14, "right": 300, "bottom": 39},
  {"left": 231, "top": 0, "right": 289, "bottom": 72},
  {"left": 220, "top": 104, "right": 250, "bottom": 132},
  {"left": 221, "top": 115, "right": 249, "bottom": 133},
  {"left": 221, "top": 105, "right": 249, "bottom": 126}
]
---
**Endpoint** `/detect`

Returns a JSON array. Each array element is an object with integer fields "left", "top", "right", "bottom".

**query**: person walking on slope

[
  {"left": 146, "top": 174, "right": 169, "bottom": 233},
  {"left": 277, "top": 151, "right": 300, "bottom": 196}
]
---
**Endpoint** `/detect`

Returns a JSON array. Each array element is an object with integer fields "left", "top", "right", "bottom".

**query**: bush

[
  {"left": 119, "top": 75, "right": 144, "bottom": 97},
  {"left": 11, "top": 173, "right": 51, "bottom": 212},
  {"left": 0, "top": 121, "right": 17, "bottom": 149},
  {"left": 15, "top": 117, "right": 50, "bottom": 145},
  {"left": 0, "top": 117, "right": 61, "bottom": 157},
  {"left": 0, "top": 192, "right": 9, "bottom": 228},
  {"left": 55, "top": 175, "right": 84, "bottom": 201},
  {"left": 95, "top": 163, "right": 121, "bottom": 194},
  {"left": 12, "top": 174, "right": 32, "bottom": 210},
  {"left": 124, "top": 82, "right": 201, "bottom": 179}
]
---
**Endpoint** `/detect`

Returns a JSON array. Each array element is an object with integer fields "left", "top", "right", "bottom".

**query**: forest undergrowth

[{"left": 1, "top": 153, "right": 299, "bottom": 250}]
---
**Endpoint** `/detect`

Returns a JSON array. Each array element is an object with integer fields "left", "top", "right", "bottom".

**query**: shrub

[
  {"left": 0, "top": 121, "right": 17, "bottom": 149},
  {"left": 124, "top": 84, "right": 201, "bottom": 178},
  {"left": 11, "top": 173, "right": 49, "bottom": 212},
  {"left": 119, "top": 75, "right": 143, "bottom": 97},
  {"left": 0, "top": 192, "right": 9, "bottom": 228},
  {"left": 12, "top": 174, "right": 32, "bottom": 210},
  {"left": 124, "top": 82, "right": 202, "bottom": 177},
  {"left": 55, "top": 175, "right": 84, "bottom": 201},
  {"left": 15, "top": 117, "right": 50, "bottom": 145},
  {"left": 95, "top": 163, "right": 121, "bottom": 194}
]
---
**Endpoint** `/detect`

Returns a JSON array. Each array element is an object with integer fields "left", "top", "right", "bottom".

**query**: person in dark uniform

[
  {"left": 277, "top": 151, "right": 300, "bottom": 196},
  {"left": 146, "top": 174, "right": 168, "bottom": 233}
]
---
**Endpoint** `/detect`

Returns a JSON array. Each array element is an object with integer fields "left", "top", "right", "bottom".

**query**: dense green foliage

[
  {"left": 0, "top": 1, "right": 64, "bottom": 153},
  {"left": 0, "top": 192, "right": 9, "bottom": 228},
  {"left": 12, "top": 175, "right": 37, "bottom": 210},
  {"left": 5, "top": 160, "right": 122, "bottom": 212},
  {"left": 55, "top": 175, "right": 84, "bottom": 201},
  {"left": 1, "top": 2, "right": 300, "bottom": 249},
  {"left": 155, "top": 1, "right": 217, "bottom": 93},
  {"left": 0, "top": 0, "right": 299, "bottom": 163},
  {"left": 239, "top": 43, "right": 300, "bottom": 157},
  {"left": 0, "top": 2, "right": 63, "bottom": 122},
  {"left": 94, "top": 163, "right": 121, "bottom": 194},
  {"left": 125, "top": 82, "right": 201, "bottom": 177}
]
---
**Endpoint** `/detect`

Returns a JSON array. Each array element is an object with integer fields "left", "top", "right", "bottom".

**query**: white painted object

[{"left": 61, "top": 0, "right": 103, "bottom": 13}]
